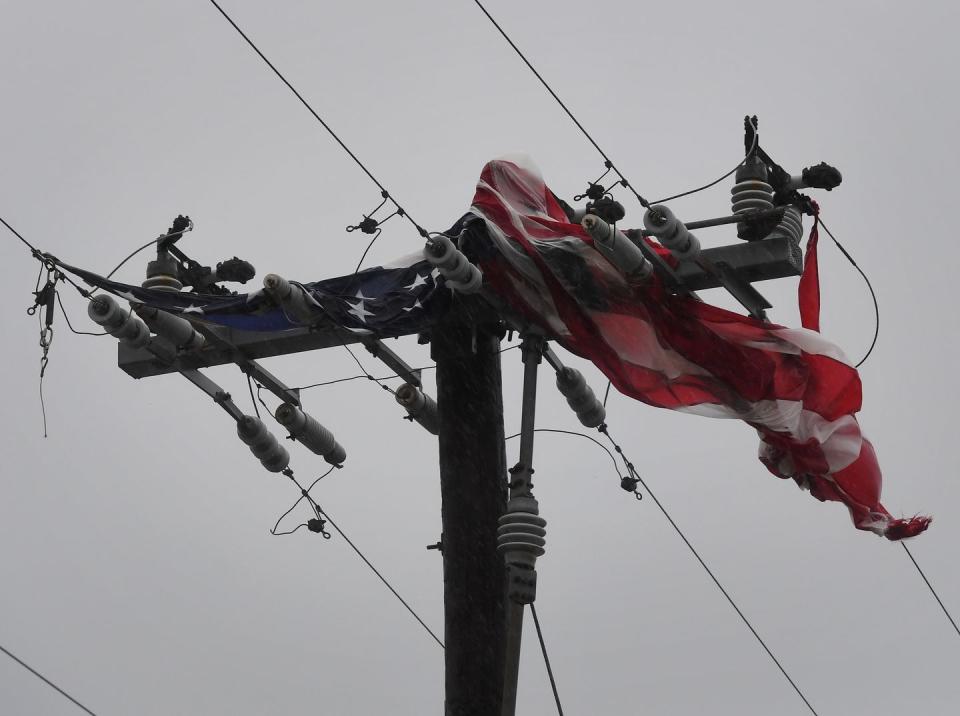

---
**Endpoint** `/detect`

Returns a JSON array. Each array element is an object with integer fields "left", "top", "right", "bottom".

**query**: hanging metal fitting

[
  {"left": 307, "top": 517, "right": 332, "bottom": 539},
  {"left": 346, "top": 191, "right": 401, "bottom": 234}
]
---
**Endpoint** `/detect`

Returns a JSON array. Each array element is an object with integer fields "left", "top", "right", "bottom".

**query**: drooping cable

[
  {"left": 598, "top": 424, "right": 819, "bottom": 716},
  {"left": 649, "top": 124, "right": 758, "bottom": 205},
  {"left": 505, "top": 428, "right": 621, "bottom": 483},
  {"left": 817, "top": 217, "right": 879, "bottom": 368},
  {"left": 0, "top": 642, "right": 98, "bottom": 716},
  {"left": 530, "top": 604, "right": 564, "bottom": 716},
  {"left": 55, "top": 292, "right": 108, "bottom": 337},
  {"left": 900, "top": 543, "right": 960, "bottom": 638},
  {"left": 206, "top": 0, "right": 429, "bottom": 239}
]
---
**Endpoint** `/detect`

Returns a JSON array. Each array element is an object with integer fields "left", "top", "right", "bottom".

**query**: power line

[
  {"left": 469, "top": 0, "right": 649, "bottom": 208},
  {"left": 205, "top": 0, "right": 429, "bottom": 239},
  {"left": 598, "top": 425, "right": 820, "bottom": 716},
  {"left": 530, "top": 604, "right": 564, "bottom": 716},
  {"left": 901, "top": 542, "right": 960, "bottom": 639},
  {"left": 0, "top": 643, "right": 98, "bottom": 715},
  {"left": 817, "top": 217, "right": 879, "bottom": 368}
]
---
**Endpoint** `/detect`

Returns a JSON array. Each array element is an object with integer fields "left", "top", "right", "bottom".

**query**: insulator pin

[
  {"left": 135, "top": 306, "right": 205, "bottom": 351},
  {"left": 274, "top": 403, "right": 346, "bottom": 465},
  {"left": 581, "top": 214, "right": 652, "bottom": 281},
  {"left": 555, "top": 367, "right": 606, "bottom": 428},
  {"left": 424, "top": 235, "right": 483, "bottom": 293},
  {"left": 643, "top": 205, "right": 701, "bottom": 261},
  {"left": 236, "top": 415, "right": 290, "bottom": 472},
  {"left": 395, "top": 383, "right": 439, "bottom": 435},
  {"left": 87, "top": 295, "right": 150, "bottom": 348},
  {"left": 263, "top": 273, "right": 317, "bottom": 324}
]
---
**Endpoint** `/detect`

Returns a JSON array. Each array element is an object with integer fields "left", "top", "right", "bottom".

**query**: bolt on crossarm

[{"left": 500, "top": 332, "right": 548, "bottom": 716}]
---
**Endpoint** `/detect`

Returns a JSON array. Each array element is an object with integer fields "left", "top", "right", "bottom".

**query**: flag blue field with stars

[{"left": 56, "top": 250, "right": 453, "bottom": 337}]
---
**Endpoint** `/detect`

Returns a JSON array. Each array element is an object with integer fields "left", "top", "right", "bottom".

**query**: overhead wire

[
  {"left": 469, "top": 0, "right": 650, "bottom": 208},
  {"left": 530, "top": 603, "right": 564, "bottom": 716},
  {"left": 0, "top": 642, "right": 98, "bottom": 716},
  {"left": 277, "top": 470, "right": 445, "bottom": 648},
  {"left": 597, "top": 423, "right": 819, "bottom": 716},
  {"left": 205, "top": 0, "right": 430, "bottom": 240},
  {"left": 900, "top": 542, "right": 960, "bottom": 638}
]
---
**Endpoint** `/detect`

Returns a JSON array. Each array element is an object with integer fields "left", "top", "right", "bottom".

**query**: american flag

[
  {"left": 464, "top": 157, "right": 929, "bottom": 540},
  {"left": 59, "top": 252, "right": 451, "bottom": 338}
]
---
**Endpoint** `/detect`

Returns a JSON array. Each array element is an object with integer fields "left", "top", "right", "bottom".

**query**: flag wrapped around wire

[{"left": 464, "top": 157, "right": 929, "bottom": 540}]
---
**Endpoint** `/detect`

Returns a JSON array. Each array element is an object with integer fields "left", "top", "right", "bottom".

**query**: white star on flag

[
  {"left": 116, "top": 290, "right": 140, "bottom": 303},
  {"left": 182, "top": 304, "right": 205, "bottom": 314},
  {"left": 404, "top": 273, "right": 428, "bottom": 291},
  {"left": 347, "top": 300, "right": 374, "bottom": 323},
  {"left": 402, "top": 299, "right": 423, "bottom": 313},
  {"left": 354, "top": 289, "right": 373, "bottom": 302}
]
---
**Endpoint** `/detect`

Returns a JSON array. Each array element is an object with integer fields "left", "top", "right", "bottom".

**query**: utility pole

[{"left": 432, "top": 315, "right": 508, "bottom": 716}]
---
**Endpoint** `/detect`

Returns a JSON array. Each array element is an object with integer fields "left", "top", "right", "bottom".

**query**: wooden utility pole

[{"left": 432, "top": 317, "right": 508, "bottom": 716}]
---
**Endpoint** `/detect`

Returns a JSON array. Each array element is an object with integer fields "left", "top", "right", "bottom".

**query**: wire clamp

[
  {"left": 307, "top": 517, "right": 332, "bottom": 539},
  {"left": 346, "top": 190, "right": 402, "bottom": 235}
]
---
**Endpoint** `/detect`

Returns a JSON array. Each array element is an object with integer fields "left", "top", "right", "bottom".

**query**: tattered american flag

[{"left": 463, "top": 157, "right": 930, "bottom": 540}]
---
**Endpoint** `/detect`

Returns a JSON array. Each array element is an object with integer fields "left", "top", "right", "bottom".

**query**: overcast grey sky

[{"left": 2, "top": 1, "right": 958, "bottom": 714}]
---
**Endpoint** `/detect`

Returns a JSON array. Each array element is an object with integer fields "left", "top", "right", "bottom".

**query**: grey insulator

[
  {"left": 236, "top": 415, "right": 290, "bottom": 473},
  {"left": 497, "top": 495, "right": 547, "bottom": 571},
  {"left": 395, "top": 383, "right": 440, "bottom": 435},
  {"left": 274, "top": 403, "right": 346, "bottom": 465},
  {"left": 581, "top": 214, "right": 652, "bottom": 281},
  {"left": 731, "top": 178, "right": 774, "bottom": 214},
  {"left": 136, "top": 306, "right": 204, "bottom": 351},
  {"left": 87, "top": 295, "right": 150, "bottom": 348},
  {"left": 423, "top": 236, "right": 483, "bottom": 294},
  {"left": 768, "top": 206, "right": 804, "bottom": 244},
  {"left": 263, "top": 273, "right": 316, "bottom": 324},
  {"left": 555, "top": 367, "right": 606, "bottom": 428},
  {"left": 643, "top": 205, "right": 701, "bottom": 261}
]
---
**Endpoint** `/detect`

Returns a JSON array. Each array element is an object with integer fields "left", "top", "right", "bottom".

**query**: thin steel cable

[
  {"left": 287, "top": 473, "right": 445, "bottom": 649},
  {"left": 505, "top": 428, "right": 620, "bottom": 481},
  {"left": 292, "top": 344, "right": 519, "bottom": 391},
  {"left": 470, "top": 0, "right": 649, "bottom": 207},
  {"left": 602, "top": 380, "right": 612, "bottom": 409},
  {"left": 598, "top": 425, "right": 819, "bottom": 716},
  {"left": 1, "top": 214, "right": 44, "bottom": 257},
  {"left": 55, "top": 292, "right": 108, "bottom": 337},
  {"left": 318, "top": 507, "right": 444, "bottom": 648},
  {"left": 901, "top": 542, "right": 960, "bottom": 638},
  {"left": 271, "top": 466, "right": 337, "bottom": 535},
  {"left": 206, "top": 0, "right": 428, "bottom": 238},
  {"left": 649, "top": 122, "right": 758, "bottom": 205},
  {"left": 817, "top": 217, "right": 879, "bottom": 368},
  {"left": 0, "top": 643, "right": 98, "bottom": 715},
  {"left": 246, "top": 374, "right": 261, "bottom": 419},
  {"left": 530, "top": 604, "right": 564, "bottom": 716},
  {"left": 353, "top": 228, "right": 382, "bottom": 274}
]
